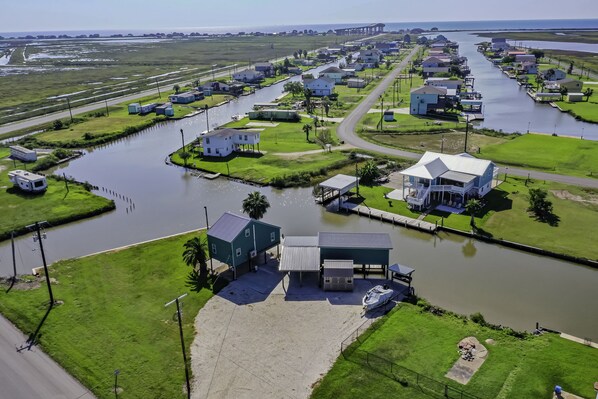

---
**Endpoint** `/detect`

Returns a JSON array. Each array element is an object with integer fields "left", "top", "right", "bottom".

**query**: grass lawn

[
  {"left": 30, "top": 92, "right": 230, "bottom": 146},
  {"left": 359, "top": 112, "right": 466, "bottom": 134},
  {"left": 0, "top": 153, "right": 115, "bottom": 241},
  {"left": 361, "top": 130, "right": 508, "bottom": 154},
  {"left": 0, "top": 231, "right": 213, "bottom": 399},
  {"left": 355, "top": 176, "right": 598, "bottom": 260},
  {"left": 478, "top": 133, "right": 598, "bottom": 178},
  {"left": 554, "top": 98, "right": 598, "bottom": 123},
  {"left": 312, "top": 303, "right": 598, "bottom": 399}
]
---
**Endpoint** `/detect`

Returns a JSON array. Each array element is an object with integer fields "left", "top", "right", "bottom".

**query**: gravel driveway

[{"left": 190, "top": 259, "right": 386, "bottom": 399}]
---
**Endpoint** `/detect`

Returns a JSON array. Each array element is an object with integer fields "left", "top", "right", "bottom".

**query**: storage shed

[
  {"left": 128, "top": 103, "right": 141, "bottom": 114},
  {"left": 567, "top": 92, "right": 584, "bottom": 102},
  {"left": 319, "top": 232, "right": 392, "bottom": 275},
  {"left": 383, "top": 110, "right": 394, "bottom": 121},
  {"left": 156, "top": 102, "right": 173, "bottom": 115},
  {"left": 322, "top": 260, "right": 354, "bottom": 291}
]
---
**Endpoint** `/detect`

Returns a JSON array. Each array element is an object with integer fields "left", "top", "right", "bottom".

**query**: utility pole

[
  {"left": 105, "top": 99, "right": 110, "bottom": 116},
  {"left": 165, "top": 294, "right": 191, "bottom": 399},
  {"left": 65, "top": 97, "right": 73, "bottom": 123},
  {"left": 63, "top": 172, "right": 70, "bottom": 193},
  {"left": 180, "top": 129, "right": 186, "bottom": 166},
  {"left": 379, "top": 95, "right": 384, "bottom": 132},
  {"left": 29, "top": 222, "right": 54, "bottom": 306},
  {"left": 205, "top": 105, "right": 210, "bottom": 133},
  {"left": 355, "top": 163, "right": 359, "bottom": 197},
  {"left": 464, "top": 115, "right": 469, "bottom": 153},
  {"left": 10, "top": 231, "right": 16, "bottom": 284},
  {"left": 204, "top": 206, "right": 213, "bottom": 273},
  {"left": 155, "top": 78, "right": 161, "bottom": 98}
]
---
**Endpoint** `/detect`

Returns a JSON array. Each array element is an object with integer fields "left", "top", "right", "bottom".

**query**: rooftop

[
  {"left": 318, "top": 232, "right": 393, "bottom": 250},
  {"left": 208, "top": 212, "right": 251, "bottom": 242}
]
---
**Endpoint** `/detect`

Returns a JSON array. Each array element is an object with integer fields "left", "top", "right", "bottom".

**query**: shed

[
  {"left": 383, "top": 110, "right": 394, "bottom": 122},
  {"left": 347, "top": 78, "right": 366, "bottom": 88},
  {"left": 322, "top": 260, "right": 354, "bottom": 291},
  {"left": 567, "top": 92, "right": 584, "bottom": 102},
  {"left": 156, "top": 102, "right": 173, "bottom": 115},
  {"left": 128, "top": 103, "right": 141, "bottom": 114},
  {"left": 9, "top": 145, "right": 37, "bottom": 162}
]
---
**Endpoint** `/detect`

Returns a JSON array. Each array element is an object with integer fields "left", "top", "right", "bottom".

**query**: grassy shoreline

[{"left": 0, "top": 230, "right": 212, "bottom": 399}]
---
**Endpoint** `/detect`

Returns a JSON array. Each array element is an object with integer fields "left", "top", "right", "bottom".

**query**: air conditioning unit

[{"left": 250, "top": 250, "right": 257, "bottom": 258}]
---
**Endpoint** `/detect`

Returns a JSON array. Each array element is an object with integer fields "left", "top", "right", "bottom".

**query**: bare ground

[{"left": 551, "top": 189, "right": 598, "bottom": 204}]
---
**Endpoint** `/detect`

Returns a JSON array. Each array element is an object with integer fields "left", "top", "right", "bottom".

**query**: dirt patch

[
  {"left": 0, "top": 276, "right": 42, "bottom": 290},
  {"left": 445, "top": 336, "right": 488, "bottom": 385},
  {"left": 551, "top": 190, "right": 598, "bottom": 204}
]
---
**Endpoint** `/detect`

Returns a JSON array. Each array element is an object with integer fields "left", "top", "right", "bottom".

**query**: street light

[
  {"left": 527, "top": 121, "right": 531, "bottom": 134},
  {"left": 212, "top": 64, "right": 217, "bottom": 81},
  {"left": 463, "top": 114, "right": 470, "bottom": 153}
]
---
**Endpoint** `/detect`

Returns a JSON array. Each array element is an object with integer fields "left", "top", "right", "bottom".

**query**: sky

[{"left": 2, "top": 0, "right": 598, "bottom": 33}]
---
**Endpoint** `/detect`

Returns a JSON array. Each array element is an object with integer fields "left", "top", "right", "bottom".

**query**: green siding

[
  {"left": 207, "top": 236, "right": 234, "bottom": 265},
  {"left": 253, "top": 222, "right": 281, "bottom": 252},
  {"left": 320, "top": 248, "right": 389, "bottom": 265}
]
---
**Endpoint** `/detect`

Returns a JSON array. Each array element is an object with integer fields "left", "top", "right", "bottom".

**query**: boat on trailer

[{"left": 362, "top": 285, "right": 394, "bottom": 311}]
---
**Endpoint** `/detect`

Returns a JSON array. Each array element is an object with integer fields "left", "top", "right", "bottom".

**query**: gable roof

[
  {"left": 411, "top": 86, "right": 447, "bottom": 95},
  {"left": 304, "top": 77, "right": 335, "bottom": 86},
  {"left": 556, "top": 78, "right": 578, "bottom": 84},
  {"left": 401, "top": 151, "right": 493, "bottom": 180},
  {"left": 202, "top": 128, "right": 244, "bottom": 138},
  {"left": 208, "top": 212, "right": 251, "bottom": 242},
  {"left": 422, "top": 56, "right": 444, "bottom": 64},
  {"left": 320, "top": 66, "right": 344, "bottom": 74}
]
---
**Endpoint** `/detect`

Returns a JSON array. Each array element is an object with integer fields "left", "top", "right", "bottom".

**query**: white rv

[{"left": 8, "top": 170, "right": 48, "bottom": 193}]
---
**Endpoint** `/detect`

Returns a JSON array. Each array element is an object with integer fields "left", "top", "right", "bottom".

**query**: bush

[
  {"left": 52, "top": 120, "right": 63, "bottom": 130},
  {"left": 52, "top": 148, "right": 74, "bottom": 160},
  {"left": 470, "top": 312, "right": 487, "bottom": 326}
]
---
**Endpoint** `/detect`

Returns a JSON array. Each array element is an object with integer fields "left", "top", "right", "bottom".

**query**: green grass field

[
  {"left": 478, "top": 133, "right": 598, "bottom": 178},
  {"left": 0, "top": 152, "right": 115, "bottom": 241},
  {"left": 312, "top": 303, "right": 598, "bottom": 399},
  {"left": 0, "top": 231, "right": 212, "bottom": 399},
  {"left": 554, "top": 98, "right": 598, "bottom": 123}
]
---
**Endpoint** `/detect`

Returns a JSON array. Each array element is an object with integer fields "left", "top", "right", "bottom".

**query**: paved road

[
  {"left": 0, "top": 314, "right": 95, "bottom": 399},
  {"left": 337, "top": 46, "right": 598, "bottom": 189}
]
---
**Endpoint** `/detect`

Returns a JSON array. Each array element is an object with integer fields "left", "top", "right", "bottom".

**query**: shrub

[
  {"left": 52, "top": 120, "right": 63, "bottom": 130},
  {"left": 470, "top": 312, "right": 487, "bottom": 326}
]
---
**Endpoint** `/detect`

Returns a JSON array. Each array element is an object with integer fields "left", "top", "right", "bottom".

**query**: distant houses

[
  {"left": 318, "top": 66, "right": 346, "bottom": 83},
  {"left": 232, "top": 69, "right": 264, "bottom": 83},
  {"left": 303, "top": 77, "right": 335, "bottom": 96},
  {"left": 254, "top": 62, "right": 275, "bottom": 77},
  {"left": 422, "top": 56, "right": 450, "bottom": 78},
  {"left": 248, "top": 109, "right": 300, "bottom": 121},
  {"left": 201, "top": 128, "right": 260, "bottom": 157},
  {"left": 169, "top": 90, "right": 204, "bottom": 104},
  {"left": 491, "top": 37, "right": 509, "bottom": 51},
  {"left": 347, "top": 78, "right": 366, "bottom": 88},
  {"left": 409, "top": 86, "right": 447, "bottom": 115},
  {"left": 360, "top": 49, "right": 383, "bottom": 63}
]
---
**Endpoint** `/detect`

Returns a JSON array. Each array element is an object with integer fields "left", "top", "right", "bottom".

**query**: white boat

[{"left": 362, "top": 285, "right": 394, "bottom": 311}]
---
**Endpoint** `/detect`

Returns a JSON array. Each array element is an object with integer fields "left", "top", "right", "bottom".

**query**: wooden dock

[{"left": 340, "top": 203, "right": 438, "bottom": 233}]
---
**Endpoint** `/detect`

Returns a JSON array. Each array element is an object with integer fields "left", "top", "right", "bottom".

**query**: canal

[
  {"left": 446, "top": 32, "right": 598, "bottom": 139},
  {"left": 1, "top": 51, "right": 597, "bottom": 341}
]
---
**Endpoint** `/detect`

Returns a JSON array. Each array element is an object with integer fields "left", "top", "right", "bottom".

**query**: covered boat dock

[
  {"left": 387, "top": 263, "right": 415, "bottom": 291},
  {"left": 315, "top": 174, "right": 359, "bottom": 209}
]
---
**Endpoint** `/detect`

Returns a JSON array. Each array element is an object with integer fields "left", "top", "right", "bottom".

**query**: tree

[
  {"left": 527, "top": 188, "right": 553, "bottom": 221},
  {"left": 583, "top": 87, "right": 594, "bottom": 101},
  {"left": 403, "top": 34, "right": 411, "bottom": 44},
  {"left": 359, "top": 159, "right": 381, "bottom": 185},
  {"left": 182, "top": 237, "right": 209, "bottom": 278},
  {"left": 567, "top": 61, "right": 574, "bottom": 75},
  {"left": 293, "top": 51, "right": 299, "bottom": 59},
  {"left": 322, "top": 96, "right": 332, "bottom": 117},
  {"left": 52, "top": 119, "right": 63, "bottom": 130},
  {"left": 302, "top": 123, "right": 312, "bottom": 141},
  {"left": 303, "top": 49, "right": 307, "bottom": 58},
  {"left": 283, "top": 81, "right": 303, "bottom": 97},
  {"left": 465, "top": 199, "right": 482, "bottom": 228},
  {"left": 530, "top": 49, "right": 544, "bottom": 61},
  {"left": 283, "top": 58, "right": 291, "bottom": 68},
  {"left": 304, "top": 88, "right": 313, "bottom": 113},
  {"left": 173, "top": 84, "right": 180, "bottom": 94},
  {"left": 385, "top": 60, "right": 392, "bottom": 69},
  {"left": 242, "top": 191, "right": 270, "bottom": 220}
]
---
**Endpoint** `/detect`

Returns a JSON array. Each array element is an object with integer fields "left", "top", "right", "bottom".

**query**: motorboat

[{"left": 362, "top": 285, "right": 394, "bottom": 311}]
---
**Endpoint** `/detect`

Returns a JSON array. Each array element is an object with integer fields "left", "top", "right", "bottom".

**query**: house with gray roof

[
  {"left": 303, "top": 77, "right": 335, "bottom": 96},
  {"left": 400, "top": 151, "right": 497, "bottom": 210},
  {"left": 201, "top": 128, "right": 260, "bottom": 157},
  {"left": 207, "top": 212, "right": 281, "bottom": 271},
  {"left": 409, "top": 86, "right": 448, "bottom": 115},
  {"left": 318, "top": 66, "right": 347, "bottom": 83}
]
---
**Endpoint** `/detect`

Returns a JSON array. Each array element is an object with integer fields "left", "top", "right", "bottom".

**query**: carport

[{"left": 279, "top": 236, "right": 320, "bottom": 286}]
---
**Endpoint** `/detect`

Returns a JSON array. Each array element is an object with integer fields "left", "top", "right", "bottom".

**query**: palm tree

[
  {"left": 465, "top": 199, "right": 482, "bottom": 228},
  {"left": 242, "top": 191, "right": 270, "bottom": 220},
  {"left": 302, "top": 123, "right": 312, "bottom": 142},
  {"left": 173, "top": 84, "right": 181, "bottom": 94},
  {"left": 182, "top": 237, "right": 208, "bottom": 277}
]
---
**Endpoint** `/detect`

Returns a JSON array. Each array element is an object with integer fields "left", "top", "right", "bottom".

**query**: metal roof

[
  {"left": 440, "top": 170, "right": 477, "bottom": 184},
  {"left": 201, "top": 128, "right": 241, "bottom": 138},
  {"left": 318, "top": 174, "right": 359, "bottom": 191},
  {"left": 318, "top": 232, "right": 393, "bottom": 250},
  {"left": 279, "top": 236, "right": 320, "bottom": 272},
  {"left": 410, "top": 86, "right": 447, "bottom": 95},
  {"left": 322, "top": 260, "right": 354, "bottom": 277},
  {"left": 401, "top": 152, "right": 492, "bottom": 180},
  {"left": 208, "top": 212, "right": 251, "bottom": 242},
  {"left": 389, "top": 263, "right": 414, "bottom": 276}
]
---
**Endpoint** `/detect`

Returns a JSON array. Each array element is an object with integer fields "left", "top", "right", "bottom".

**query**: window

[
  {"left": 244, "top": 135, "right": 248, "bottom": 141},
  {"left": 270, "top": 232, "right": 276, "bottom": 242},
  {"left": 324, "top": 278, "right": 331, "bottom": 283},
  {"left": 245, "top": 228, "right": 250, "bottom": 237},
  {"left": 34, "top": 181, "right": 44, "bottom": 188},
  {"left": 346, "top": 278, "right": 353, "bottom": 284},
  {"left": 236, "top": 248, "right": 242, "bottom": 257},
  {"left": 239, "top": 135, "right": 242, "bottom": 140},
  {"left": 211, "top": 243, "right": 217, "bottom": 254},
  {"left": 206, "top": 137, "right": 210, "bottom": 144},
  {"left": 207, "top": 148, "right": 211, "bottom": 154}
]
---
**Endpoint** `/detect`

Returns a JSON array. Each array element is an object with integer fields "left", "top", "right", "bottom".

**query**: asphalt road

[
  {"left": 337, "top": 46, "right": 598, "bottom": 189},
  {"left": 0, "top": 314, "right": 95, "bottom": 399}
]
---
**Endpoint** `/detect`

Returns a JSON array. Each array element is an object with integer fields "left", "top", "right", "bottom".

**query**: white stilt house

[{"left": 400, "top": 152, "right": 498, "bottom": 210}]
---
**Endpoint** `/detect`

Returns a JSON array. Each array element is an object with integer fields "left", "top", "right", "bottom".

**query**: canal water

[
  {"left": 1, "top": 51, "right": 597, "bottom": 341},
  {"left": 446, "top": 32, "right": 598, "bottom": 139}
]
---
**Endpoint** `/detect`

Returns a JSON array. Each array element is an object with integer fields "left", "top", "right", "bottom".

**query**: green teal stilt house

[{"left": 207, "top": 212, "right": 281, "bottom": 272}]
